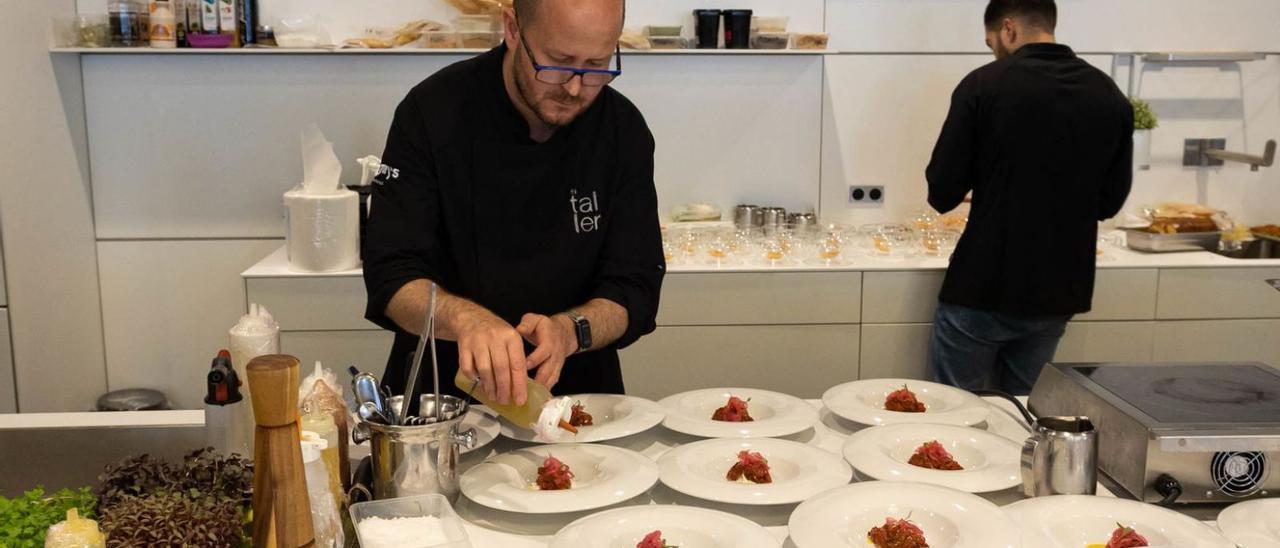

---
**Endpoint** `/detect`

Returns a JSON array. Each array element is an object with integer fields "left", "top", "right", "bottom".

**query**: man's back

[{"left": 926, "top": 43, "right": 1133, "bottom": 316}]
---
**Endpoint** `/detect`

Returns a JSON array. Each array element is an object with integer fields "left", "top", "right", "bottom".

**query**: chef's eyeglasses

[{"left": 517, "top": 25, "right": 622, "bottom": 86}]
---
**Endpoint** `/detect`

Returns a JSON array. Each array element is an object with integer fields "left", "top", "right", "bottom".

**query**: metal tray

[
  {"left": 1253, "top": 230, "right": 1280, "bottom": 244},
  {"left": 1124, "top": 228, "right": 1220, "bottom": 253}
]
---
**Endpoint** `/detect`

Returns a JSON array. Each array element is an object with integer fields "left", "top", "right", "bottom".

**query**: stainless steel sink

[{"left": 1214, "top": 238, "right": 1280, "bottom": 259}]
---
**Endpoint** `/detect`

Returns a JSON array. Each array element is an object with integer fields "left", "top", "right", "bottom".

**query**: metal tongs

[{"left": 400, "top": 283, "right": 440, "bottom": 425}]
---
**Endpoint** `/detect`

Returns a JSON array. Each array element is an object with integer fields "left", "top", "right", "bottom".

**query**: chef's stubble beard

[{"left": 513, "top": 54, "right": 585, "bottom": 129}]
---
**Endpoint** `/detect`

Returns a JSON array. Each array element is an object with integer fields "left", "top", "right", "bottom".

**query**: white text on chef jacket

[{"left": 570, "top": 189, "right": 602, "bottom": 233}]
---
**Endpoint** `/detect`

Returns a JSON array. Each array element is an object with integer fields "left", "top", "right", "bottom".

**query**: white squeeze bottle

[
  {"left": 149, "top": 1, "right": 176, "bottom": 48},
  {"left": 301, "top": 433, "right": 344, "bottom": 548},
  {"left": 229, "top": 303, "right": 279, "bottom": 441},
  {"left": 453, "top": 371, "right": 578, "bottom": 442}
]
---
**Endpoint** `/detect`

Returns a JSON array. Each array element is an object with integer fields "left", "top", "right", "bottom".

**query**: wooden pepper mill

[{"left": 247, "top": 355, "right": 315, "bottom": 548}]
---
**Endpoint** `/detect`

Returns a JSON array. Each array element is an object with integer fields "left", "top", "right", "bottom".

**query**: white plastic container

[
  {"left": 149, "top": 1, "right": 176, "bottom": 48},
  {"left": 302, "top": 434, "right": 344, "bottom": 548},
  {"left": 350, "top": 494, "right": 470, "bottom": 548}
]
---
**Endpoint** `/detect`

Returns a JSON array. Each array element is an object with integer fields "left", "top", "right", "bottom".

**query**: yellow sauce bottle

[{"left": 454, "top": 371, "right": 577, "bottom": 438}]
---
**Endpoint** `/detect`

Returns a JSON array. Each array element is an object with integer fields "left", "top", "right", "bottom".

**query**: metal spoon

[{"left": 358, "top": 401, "right": 390, "bottom": 425}]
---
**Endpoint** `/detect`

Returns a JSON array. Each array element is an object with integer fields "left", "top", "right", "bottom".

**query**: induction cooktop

[{"left": 1029, "top": 362, "right": 1280, "bottom": 504}]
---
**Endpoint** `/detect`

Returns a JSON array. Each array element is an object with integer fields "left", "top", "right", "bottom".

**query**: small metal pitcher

[
  {"left": 1022, "top": 415, "right": 1098, "bottom": 497},
  {"left": 352, "top": 394, "right": 477, "bottom": 502}
]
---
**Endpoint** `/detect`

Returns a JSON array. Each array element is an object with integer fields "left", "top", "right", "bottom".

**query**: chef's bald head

[{"left": 514, "top": 0, "right": 625, "bottom": 32}]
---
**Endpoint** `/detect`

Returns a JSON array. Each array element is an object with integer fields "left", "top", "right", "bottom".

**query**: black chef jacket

[
  {"left": 362, "top": 45, "right": 665, "bottom": 398},
  {"left": 926, "top": 43, "right": 1133, "bottom": 316}
]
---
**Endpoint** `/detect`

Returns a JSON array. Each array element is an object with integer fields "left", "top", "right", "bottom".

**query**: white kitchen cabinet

[
  {"left": 860, "top": 269, "right": 1158, "bottom": 324},
  {"left": 620, "top": 324, "right": 860, "bottom": 399},
  {"left": 0, "top": 310, "right": 14, "bottom": 413},
  {"left": 859, "top": 323, "right": 932, "bottom": 380},
  {"left": 1156, "top": 268, "right": 1280, "bottom": 320},
  {"left": 246, "top": 276, "right": 372, "bottom": 332},
  {"left": 657, "top": 272, "right": 862, "bottom": 326},
  {"left": 1152, "top": 320, "right": 1280, "bottom": 366},
  {"left": 1055, "top": 322, "right": 1155, "bottom": 363},
  {"left": 280, "top": 330, "right": 394, "bottom": 386}
]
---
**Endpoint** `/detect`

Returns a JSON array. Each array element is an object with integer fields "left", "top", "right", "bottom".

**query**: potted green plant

[{"left": 1131, "top": 97, "right": 1158, "bottom": 170}]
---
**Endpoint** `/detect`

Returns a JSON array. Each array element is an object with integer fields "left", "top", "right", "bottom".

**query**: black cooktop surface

[{"left": 1074, "top": 364, "right": 1280, "bottom": 424}]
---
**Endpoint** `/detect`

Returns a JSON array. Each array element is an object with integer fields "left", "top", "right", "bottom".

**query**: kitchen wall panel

[
  {"left": 859, "top": 323, "right": 931, "bottom": 380},
  {"left": 1152, "top": 320, "right": 1280, "bottom": 366},
  {"left": 620, "top": 324, "right": 860, "bottom": 399},
  {"left": 819, "top": 54, "right": 1116, "bottom": 226},
  {"left": 826, "top": 1, "right": 1280, "bottom": 53},
  {"left": 98, "top": 239, "right": 282, "bottom": 409},
  {"left": 657, "top": 272, "right": 861, "bottom": 326},
  {"left": 85, "top": 53, "right": 823, "bottom": 238},
  {"left": 280, "top": 330, "right": 394, "bottom": 386},
  {"left": 0, "top": 311, "right": 14, "bottom": 414},
  {"left": 1055, "top": 321, "right": 1155, "bottom": 364},
  {"left": 247, "top": 275, "right": 372, "bottom": 331}
]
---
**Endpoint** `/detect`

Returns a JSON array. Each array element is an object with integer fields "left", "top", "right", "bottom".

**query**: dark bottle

[{"left": 237, "top": 0, "right": 258, "bottom": 44}]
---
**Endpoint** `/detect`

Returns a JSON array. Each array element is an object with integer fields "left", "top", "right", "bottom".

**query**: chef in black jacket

[
  {"left": 925, "top": 0, "right": 1132, "bottom": 394},
  {"left": 362, "top": 0, "right": 664, "bottom": 407}
]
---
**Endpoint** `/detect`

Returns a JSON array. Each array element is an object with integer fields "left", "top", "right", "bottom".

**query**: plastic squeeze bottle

[
  {"left": 453, "top": 371, "right": 578, "bottom": 442},
  {"left": 44, "top": 508, "right": 106, "bottom": 548}
]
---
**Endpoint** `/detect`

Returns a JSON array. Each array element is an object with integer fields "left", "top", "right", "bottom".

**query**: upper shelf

[{"left": 50, "top": 47, "right": 830, "bottom": 56}]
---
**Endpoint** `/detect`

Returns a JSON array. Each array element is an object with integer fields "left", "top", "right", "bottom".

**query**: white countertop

[{"left": 243, "top": 234, "right": 1280, "bottom": 279}]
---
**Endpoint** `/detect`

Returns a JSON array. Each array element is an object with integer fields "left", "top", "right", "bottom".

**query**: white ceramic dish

[
  {"left": 1003, "top": 495, "right": 1234, "bottom": 548},
  {"left": 659, "top": 388, "right": 819, "bottom": 438},
  {"left": 550, "top": 505, "right": 780, "bottom": 548},
  {"left": 1217, "top": 499, "right": 1280, "bottom": 547},
  {"left": 787, "top": 481, "right": 1019, "bottom": 548},
  {"left": 822, "top": 379, "right": 990, "bottom": 427},
  {"left": 459, "top": 443, "right": 658, "bottom": 514},
  {"left": 842, "top": 423, "right": 1021, "bottom": 493},
  {"left": 658, "top": 437, "right": 852, "bottom": 505},
  {"left": 498, "top": 394, "right": 665, "bottom": 444}
]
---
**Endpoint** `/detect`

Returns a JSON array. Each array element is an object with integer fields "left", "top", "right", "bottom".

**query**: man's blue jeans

[{"left": 927, "top": 302, "right": 1071, "bottom": 395}]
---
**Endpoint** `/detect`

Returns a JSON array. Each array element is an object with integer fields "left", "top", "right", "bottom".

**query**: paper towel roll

[{"left": 285, "top": 188, "right": 361, "bottom": 273}]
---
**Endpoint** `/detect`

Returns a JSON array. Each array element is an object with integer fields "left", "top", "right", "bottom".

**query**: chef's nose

[{"left": 563, "top": 76, "right": 582, "bottom": 97}]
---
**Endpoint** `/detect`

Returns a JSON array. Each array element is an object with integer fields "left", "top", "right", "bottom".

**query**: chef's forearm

[
  {"left": 385, "top": 279, "right": 495, "bottom": 341},
  {"left": 569, "top": 298, "right": 628, "bottom": 351}
]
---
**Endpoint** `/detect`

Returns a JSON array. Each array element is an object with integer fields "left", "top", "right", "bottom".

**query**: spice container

[
  {"left": 693, "top": 9, "right": 721, "bottom": 49},
  {"left": 109, "top": 0, "right": 147, "bottom": 46},
  {"left": 350, "top": 494, "right": 469, "bottom": 548},
  {"left": 645, "top": 25, "right": 683, "bottom": 37},
  {"left": 649, "top": 36, "right": 687, "bottom": 50},
  {"left": 423, "top": 29, "right": 459, "bottom": 49},
  {"left": 722, "top": 9, "right": 753, "bottom": 49},
  {"left": 751, "top": 16, "right": 788, "bottom": 33},
  {"left": 459, "top": 30, "right": 500, "bottom": 49},
  {"left": 751, "top": 32, "right": 789, "bottom": 50},
  {"left": 791, "top": 32, "right": 829, "bottom": 50},
  {"left": 454, "top": 14, "right": 496, "bottom": 32}
]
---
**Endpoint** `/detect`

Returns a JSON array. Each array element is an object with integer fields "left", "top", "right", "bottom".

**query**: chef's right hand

[{"left": 455, "top": 310, "right": 528, "bottom": 406}]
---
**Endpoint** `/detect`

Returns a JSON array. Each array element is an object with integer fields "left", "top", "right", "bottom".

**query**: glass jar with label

[{"left": 109, "top": 0, "right": 146, "bottom": 46}]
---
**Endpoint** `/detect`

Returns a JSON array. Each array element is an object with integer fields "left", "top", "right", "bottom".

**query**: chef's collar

[
  {"left": 477, "top": 42, "right": 602, "bottom": 145},
  {"left": 1014, "top": 42, "right": 1075, "bottom": 59}
]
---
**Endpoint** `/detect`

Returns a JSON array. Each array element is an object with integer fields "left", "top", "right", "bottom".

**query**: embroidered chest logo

[{"left": 569, "top": 189, "right": 602, "bottom": 234}]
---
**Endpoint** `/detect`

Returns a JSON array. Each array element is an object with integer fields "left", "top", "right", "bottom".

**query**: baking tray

[
  {"left": 1124, "top": 228, "right": 1220, "bottom": 253},
  {"left": 1253, "top": 230, "right": 1280, "bottom": 244}
]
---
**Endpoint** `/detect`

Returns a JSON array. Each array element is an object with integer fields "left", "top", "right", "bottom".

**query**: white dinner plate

[
  {"left": 498, "top": 394, "right": 665, "bottom": 444},
  {"left": 550, "top": 505, "right": 780, "bottom": 548},
  {"left": 658, "top": 438, "right": 852, "bottom": 505},
  {"left": 1218, "top": 499, "right": 1280, "bottom": 547},
  {"left": 1003, "top": 495, "right": 1233, "bottom": 548},
  {"left": 822, "top": 379, "right": 990, "bottom": 427},
  {"left": 787, "top": 481, "right": 1019, "bottom": 548},
  {"left": 459, "top": 443, "right": 658, "bottom": 514},
  {"left": 659, "top": 388, "right": 819, "bottom": 438},
  {"left": 842, "top": 423, "right": 1021, "bottom": 493}
]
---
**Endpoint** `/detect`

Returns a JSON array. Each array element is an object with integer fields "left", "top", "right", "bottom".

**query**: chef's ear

[{"left": 503, "top": 7, "right": 520, "bottom": 49}]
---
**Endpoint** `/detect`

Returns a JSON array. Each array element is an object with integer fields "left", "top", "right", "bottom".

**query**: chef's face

[
  {"left": 505, "top": 1, "right": 623, "bottom": 128},
  {"left": 985, "top": 20, "right": 1015, "bottom": 59}
]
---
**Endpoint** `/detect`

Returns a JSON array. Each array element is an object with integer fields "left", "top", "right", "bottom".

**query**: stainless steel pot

[
  {"left": 1021, "top": 415, "right": 1098, "bottom": 497},
  {"left": 351, "top": 394, "right": 477, "bottom": 502}
]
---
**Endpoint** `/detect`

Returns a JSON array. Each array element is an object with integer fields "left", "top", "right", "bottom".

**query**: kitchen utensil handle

[
  {"left": 1021, "top": 435, "right": 1044, "bottom": 497},
  {"left": 402, "top": 283, "right": 436, "bottom": 424}
]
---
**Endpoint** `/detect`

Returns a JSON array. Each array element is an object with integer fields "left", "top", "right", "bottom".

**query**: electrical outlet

[{"left": 848, "top": 185, "right": 885, "bottom": 207}]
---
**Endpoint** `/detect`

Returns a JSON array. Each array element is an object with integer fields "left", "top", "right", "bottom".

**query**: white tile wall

[{"left": 97, "top": 239, "right": 282, "bottom": 409}]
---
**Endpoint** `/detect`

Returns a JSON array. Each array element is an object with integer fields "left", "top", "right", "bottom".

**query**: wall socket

[{"left": 848, "top": 185, "right": 885, "bottom": 207}]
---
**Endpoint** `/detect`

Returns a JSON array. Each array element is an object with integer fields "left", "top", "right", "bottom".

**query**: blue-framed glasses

[{"left": 517, "top": 30, "right": 622, "bottom": 87}]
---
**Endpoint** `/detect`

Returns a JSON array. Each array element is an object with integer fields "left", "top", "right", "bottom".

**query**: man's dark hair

[{"left": 984, "top": 0, "right": 1057, "bottom": 32}]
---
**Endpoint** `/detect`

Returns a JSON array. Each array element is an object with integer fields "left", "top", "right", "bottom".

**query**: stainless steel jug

[{"left": 1022, "top": 415, "right": 1098, "bottom": 496}]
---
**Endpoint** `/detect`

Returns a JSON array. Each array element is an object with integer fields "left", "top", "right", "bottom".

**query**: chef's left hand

[{"left": 516, "top": 313, "right": 576, "bottom": 390}]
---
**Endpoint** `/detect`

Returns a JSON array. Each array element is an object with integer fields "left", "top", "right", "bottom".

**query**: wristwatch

[{"left": 564, "top": 310, "right": 592, "bottom": 354}]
